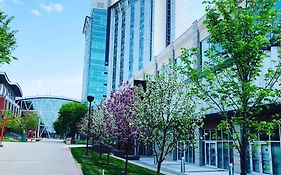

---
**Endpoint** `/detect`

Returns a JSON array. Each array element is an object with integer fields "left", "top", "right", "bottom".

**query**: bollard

[
  {"left": 229, "top": 163, "right": 234, "bottom": 175},
  {"left": 0, "top": 141, "right": 2, "bottom": 147},
  {"left": 154, "top": 156, "right": 156, "bottom": 165},
  {"left": 102, "top": 169, "right": 104, "bottom": 175},
  {"left": 181, "top": 156, "right": 185, "bottom": 172}
]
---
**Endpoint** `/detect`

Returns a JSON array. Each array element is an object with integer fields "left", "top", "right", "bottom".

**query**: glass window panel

[
  {"left": 210, "top": 143, "right": 216, "bottom": 166},
  {"left": 204, "top": 129, "right": 210, "bottom": 140},
  {"left": 223, "top": 143, "right": 230, "bottom": 169},
  {"left": 218, "top": 142, "right": 223, "bottom": 168},
  {"left": 211, "top": 129, "right": 217, "bottom": 140},
  {"left": 270, "top": 128, "right": 280, "bottom": 141},
  {"left": 261, "top": 144, "right": 271, "bottom": 174},
  {"left": 272, "top": 142, "right": 281, "bottom": 175},
  {"left": 188, "top": 146, "right": 193, "bottom": 163},
  {"left": 217, "top": 129, "right": 222, "bottom": 140},
  {"left": 260, "top": 132, "right": 269, "bottom": 141},
  {"left": 252, "top": 145, "right": 260, "bottom": 172},
  {"left": 206, "top": 143, "right": 210, "bottom": 165}
]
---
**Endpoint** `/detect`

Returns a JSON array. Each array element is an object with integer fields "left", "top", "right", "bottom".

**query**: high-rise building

[
  {"left": 81, "top": 0, "right": 112, "bottom": 104},
  {"left": 106, "top": 0, "right": 189, "bottom": 95}
]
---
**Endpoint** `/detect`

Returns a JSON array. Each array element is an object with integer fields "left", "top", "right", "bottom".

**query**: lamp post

[{"left": 85, "top": 95, "right": 94, "bottom": 157}]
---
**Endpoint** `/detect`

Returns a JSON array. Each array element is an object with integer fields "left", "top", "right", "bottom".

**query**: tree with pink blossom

[{"left": 105, "top": 83, "right": 140, "bottom": 175}]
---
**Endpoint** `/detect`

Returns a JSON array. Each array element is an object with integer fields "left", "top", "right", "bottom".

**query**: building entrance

[{"left": 205, "top": 141, "right": 217, "bottom": 167}]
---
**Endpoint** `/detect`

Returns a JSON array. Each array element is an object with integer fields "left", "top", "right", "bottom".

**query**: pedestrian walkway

[
  {"left": 130, "top": 157, "right": 231, "bottom": 175},
  {"left": 0, "top": 139, "right": 82, "bottom": 175}
]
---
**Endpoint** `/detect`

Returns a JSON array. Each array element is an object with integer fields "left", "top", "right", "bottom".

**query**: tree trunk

[
  {"left": 156, "top": 152, "right": 164, "bottom": 175},
  {"left": 240, "top": 125, "right": 247, "bottom": 175},
  {"left": 156, "top": 161, "right": 162, "bottom": 175},
  {"left": 125, "top": 149, "right": 129, "bottom": 175},
  {"left": 100, "top": 142, "right": 102, "bottom": 159},
  {"left": 107, "top": 152, "right": 110, "bottom": 165}
]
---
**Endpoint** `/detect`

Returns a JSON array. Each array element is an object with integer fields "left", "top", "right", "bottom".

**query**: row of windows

[
  {"left": 166, "top": 0, "right": 171, "bottom": 46},
  {"left": 129, "top": 4, "right": 135, "bottom": 78},
  {"left": 138, "top": 0, "right": 145, "bottom": 71},
  {"left": 93, "top": 8, "right": 107, "bottom": 15},
  {"left": 91, "top": 30, "right": 106, "bottom": 37},
  {"left": 203, "top": 128, "right": 281, "bottom": 142},
  {"left": 112, "top": 10, "right": 119, "bottom": 90},
  {"left": 120, "top": 10, "right": 126, "bottom": 83},
  {"left": 0, "top": 84, "right": 16, "bottom": 100},
  {"left": 86, "top": 8, "right": 108, "bottom": 102}
]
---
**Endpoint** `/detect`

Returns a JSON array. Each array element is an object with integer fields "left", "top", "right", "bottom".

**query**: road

[{"left": 0, "top": 139, "right": 83, "bottom": 175}]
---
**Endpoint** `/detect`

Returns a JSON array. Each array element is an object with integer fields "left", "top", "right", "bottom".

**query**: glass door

[
  {"left": 261, "top": 144, "right": 271, "bottom": 174},
  {"left": 251, "top": 143, "right": 272, "bottom": 174},
  {"left": 210, "top": 143, "right": 217, "bottom": 166},
  {"left": 205, "top": 141, "right": 217, "bottom": 167}
]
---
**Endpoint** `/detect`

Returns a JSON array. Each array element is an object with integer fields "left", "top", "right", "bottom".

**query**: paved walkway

[
  {"left": 0, "top": 139, "right": 83, "bottom": 175},
  {"left": 130, "top": 157, "right": 231, "bottom": 175}
]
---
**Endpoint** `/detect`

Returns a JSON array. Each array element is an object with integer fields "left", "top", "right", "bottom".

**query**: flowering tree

[
  {"left": 80, "top": 103, "right": 115, "bottom": 164},
  {"left": 181, "top": 0, "right": 281, "bottom": 174},
  {"left": 136, "top": 62, "right": 203, "bottom": 175},
  {"left": 105, "top": 83, "right": 139, "bottom": 175}
]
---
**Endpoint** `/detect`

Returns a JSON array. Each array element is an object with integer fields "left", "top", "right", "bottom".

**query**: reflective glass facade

[
  {"left": 112, "top": 8, "right": 119, "bottom": 91},
  {"left": 120, "top": 3, "right": 126, "bottom": 83},
  {"left": 82, "top": 7, "right": 108, "bottom": 105},
  {"left": 17, "top": 97, "right": 79, "bottom": 134},
  {"left": 129, "top": 3, "right": 135, "bottom": 78},
  {"left": 108, "top": 0, "right": 153, "bottom": 95},
  {"left": 138, "top": 0, "right": 145, "bottom": 70}
]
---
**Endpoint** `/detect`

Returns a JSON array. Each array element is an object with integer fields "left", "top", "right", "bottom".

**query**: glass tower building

[
  {"left": 82, "top": 0, "right": 111, "bottom": 105},
  {"left": 106, "top": 0, "right": 190, "bottom": 95}
]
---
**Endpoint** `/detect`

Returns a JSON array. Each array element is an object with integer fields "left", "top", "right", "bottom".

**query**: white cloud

[
  {"left": 41, "top": 3, "right": 63, "bottom": 13},
  {"left": 20, "top": 75, "right": 82, "bottom": 100},
  {"left": 31, "top": 9, "right": 41, "bottom": 16}
]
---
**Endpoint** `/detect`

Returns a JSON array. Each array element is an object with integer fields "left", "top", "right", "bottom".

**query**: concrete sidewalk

[
  {"left": 130, "top": 157, "right": 230, "bottom": 175},
  {"left": 0, "top": 139, "right": 83, "bottom": 175}
]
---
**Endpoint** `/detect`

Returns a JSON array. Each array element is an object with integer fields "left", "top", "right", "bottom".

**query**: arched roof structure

[
  {"left": 16, "top": 96, "right": 81, "bottom": 135},
  {"left": 0, "top": 72, "right": 22, "bottom": 97}
]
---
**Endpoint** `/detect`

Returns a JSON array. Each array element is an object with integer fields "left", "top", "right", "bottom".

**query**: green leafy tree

[
  {"left": 0, "top": 10, "right": 17, "bottom": 64},
  {"left": 181, "top": 0, "right": 281, "bottom": 174},
  {"left": 136, "top": 62, "right": 203, "bottom": 175},
  {"left": 5, "top": 112, "right": 39, "bottom": 134},
  {"left": 53, "top": 118, "right": 67, "bottom": 138},
  {"left": 22, "top": 113, "right": 39, "bottom": 132},
  {"left": 54, "top": 102, "right": 88, "bottom": 140},
  {"left": 2, "top": 110, "right": 16, "bottom": 131}
]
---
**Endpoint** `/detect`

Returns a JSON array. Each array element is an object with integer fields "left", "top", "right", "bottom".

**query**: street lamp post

[{"left": 85, "top": 95, "right": 94, "bottom": 157}]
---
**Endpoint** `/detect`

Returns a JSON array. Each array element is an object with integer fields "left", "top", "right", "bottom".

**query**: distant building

[
  {"left": 81, "top": 0, "right": 112, "bottom": 104},
  {"left": 16, "top": 96, "right": 79, "bottom": 137},
  {"left": 0, "top": 72, "right": 22, "bottom": 115}
]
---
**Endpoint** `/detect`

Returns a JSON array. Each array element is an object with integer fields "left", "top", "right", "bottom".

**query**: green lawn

[
  {"left": 71, "top": 148, "right": 159, "bottom": 175},
  {"left": 2, "top": 137, "right": 20, "bottom": 142}
]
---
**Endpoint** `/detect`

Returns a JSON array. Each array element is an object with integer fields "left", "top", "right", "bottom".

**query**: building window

[
  {"left": 129, "top": 4, "right": 135, "bottom": 78},
  {"left": 112, "top": 10, "right": 119, "bottom": 90},
  {"left": 138, "top": 0, "right": 145, "bottom": 70},
  {"left": 166, "top": 0, "right": 171, "bottom": 46},
  {"left": 120, "top": 8, "right": 126, "bottom": 83}
]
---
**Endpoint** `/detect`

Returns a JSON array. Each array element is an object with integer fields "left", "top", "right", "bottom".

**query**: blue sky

[
  {"left": 0, "top": 0, "right": 92, "bottom": 100},
  {"left": 0, "top": 0, "right": 205, "bottom": 100}
]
